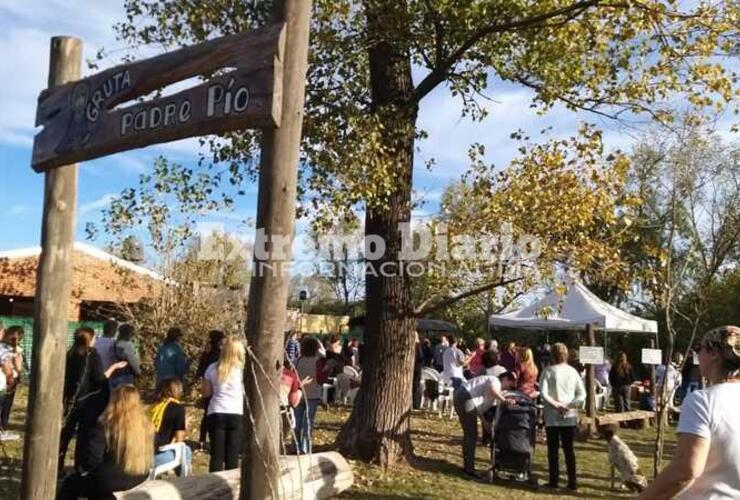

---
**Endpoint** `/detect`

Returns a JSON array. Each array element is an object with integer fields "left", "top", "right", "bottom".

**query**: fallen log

[{"left": 115, "top": 452, "right": 353, "bottom": 500}]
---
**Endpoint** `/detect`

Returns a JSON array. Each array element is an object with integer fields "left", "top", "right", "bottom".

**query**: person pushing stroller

[{"left": 453, "top": 351, "right": 516, "bottom": 480}]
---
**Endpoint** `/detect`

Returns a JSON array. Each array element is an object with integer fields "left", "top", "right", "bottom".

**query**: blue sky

[{"left": 1, "top": 1, "right": 735, "bottom": 264}]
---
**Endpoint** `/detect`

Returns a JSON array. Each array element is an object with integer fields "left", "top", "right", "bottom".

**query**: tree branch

[
  {"left": 411, "top": 0, "right": 601, "bottom": 103},
  {"left": 414, "top": 276, "right": 524, "bottom": 316}
]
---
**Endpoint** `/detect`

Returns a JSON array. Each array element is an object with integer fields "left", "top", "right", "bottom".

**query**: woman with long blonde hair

[
  {"left": 517, "top": 347, "right": 539, "bottom": 398},
  {"left": 201, "top": 335, "right": 245, "bottom": 472},
  {"left": 59, "top": 385, "right": 153, "bottom": 499}
]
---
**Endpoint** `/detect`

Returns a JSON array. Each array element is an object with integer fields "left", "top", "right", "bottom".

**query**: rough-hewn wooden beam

[
  {"left": 32, "top": 23, "right": 285, "bottom": 171},
  {"left": 21, "top": 35, "right": 81, "bottom": 500},
  {"left": 115, "top": 452, "right": 354, "bottom": 500}
]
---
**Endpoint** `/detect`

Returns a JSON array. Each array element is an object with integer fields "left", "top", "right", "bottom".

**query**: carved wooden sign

[{"left": 32, "top": 23, "right": 285, "bottom": 171}]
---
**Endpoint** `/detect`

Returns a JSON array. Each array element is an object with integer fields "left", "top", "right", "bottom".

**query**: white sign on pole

[
  {"left": 641, "top": 348, "right": 663, "bottom": 365},
  {"left": 693, "top": 353, "right": 699, "bottom": 365},
  {"left": 579, "top": 346, "right": 604, "bottom": 365}
]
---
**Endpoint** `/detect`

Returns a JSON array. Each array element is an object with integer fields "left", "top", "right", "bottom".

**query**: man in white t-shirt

[{"left": 443, "top": 336, "right": 469, "bottom": 390}]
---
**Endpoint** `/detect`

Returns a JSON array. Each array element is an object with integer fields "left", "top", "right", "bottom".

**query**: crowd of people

[
  {"left": 50, "top": 320, "right": 250, "bottom": 498},
  {"left": 427, "top": 336, "right": 583, "bottom": 489},
  {"left": 281, "top": 330, "right": 362, "bottom": 454},
  {"left": 425, "top": 328, "right": 740, "bottom": 497},
  {"left": 52, "top": 323, "right": 363, "bottom": 498},
  {"left": 2, "top": 318, "right": 739, "bottom": 498}
]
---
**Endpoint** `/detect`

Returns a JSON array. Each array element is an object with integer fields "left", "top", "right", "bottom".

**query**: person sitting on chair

[
  {"left": 601, "top": 423, "right": 648, "bottom": 493},
  {"left": 150, "top": 377, "right": 192, "bottom": 476}
]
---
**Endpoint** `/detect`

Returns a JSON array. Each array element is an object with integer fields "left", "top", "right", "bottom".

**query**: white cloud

[
  {"left": 0, "top": 0, "right": 212, "bottom": 158},
  {"left": 8, "top": 205, "right": 26, "bottom": 215},
  {"left": 415, "top": 78, "right": 642, "bottom": 181},
  {"left": 0, "top": 0, "right": 127, "bottom": 148},
  {"left": 79, "top": 193, "right": 116, "bottom": 216}
]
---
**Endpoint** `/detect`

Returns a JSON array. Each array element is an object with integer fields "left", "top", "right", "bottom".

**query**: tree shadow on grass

[{"left": 0, "top": 457, "right": 22, "bottom": 499}]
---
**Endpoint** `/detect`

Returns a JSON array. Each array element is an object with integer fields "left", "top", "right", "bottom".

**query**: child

[
  {"left": 639, "top": 379, "right": 656, "bottom": 411},
  {"left": 601, "top": 424, "right": 648, "bottom": 492}
]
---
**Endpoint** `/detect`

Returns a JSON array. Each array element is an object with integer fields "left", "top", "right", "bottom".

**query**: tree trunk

[
  {"left": 241, "top": 2, "right": 311, "bottom": 498},
  {"left": 337, "top": 0, "right": 417, "bottom": 467}
]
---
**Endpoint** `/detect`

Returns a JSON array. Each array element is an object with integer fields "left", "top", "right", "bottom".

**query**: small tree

[
  {"left": 309, "top": 216, "right": 365, "bottom": 316},
  {"left": 87, "top": 159, "right": 251, "bottom": 389},
  {"left": 630, "top": 122, "right": 740, "bottom": 473}
]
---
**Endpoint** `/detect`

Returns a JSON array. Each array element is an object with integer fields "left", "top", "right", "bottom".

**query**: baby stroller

[{"left": 486, "top": 391, "right": 539, "bottom": 488}]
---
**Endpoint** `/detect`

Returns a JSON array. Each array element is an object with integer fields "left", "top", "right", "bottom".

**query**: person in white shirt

[
  {"left": 638, "top": 325, "right": 740, "bottom": 500},
  {"left": 656, "top": 352, "right": 683, "bottom": 403},
  {"left": 201, "top": 336, "right": 245, "bottom": 472},
  {"left": 539, "top": 342, "right": 586, "bottom": 491},
  {"left": 443, "top": 336, "right": 470, "bottom": 390},
  {"left": 453, "top": 370, "right": 511, "bottom": 480},
  {"left": 0, "top": 326, "right": 24, "bottom": 429}
]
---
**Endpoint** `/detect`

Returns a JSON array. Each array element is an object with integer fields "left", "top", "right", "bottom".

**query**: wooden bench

[
  {"left": 581, "top": 410, "right": 656, "bottom": 430},
  {"left": 115, "top": 452, "right": 353, "bottom": 500}
]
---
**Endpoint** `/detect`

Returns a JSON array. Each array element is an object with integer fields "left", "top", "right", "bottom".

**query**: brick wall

[{"left": 0, "top": 250, "right": 160, "bottom": 320}]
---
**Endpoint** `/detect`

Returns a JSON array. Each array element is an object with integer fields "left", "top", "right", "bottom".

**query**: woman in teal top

[{"left": 539, "top": 342, "right": 586, "bottom": 491}]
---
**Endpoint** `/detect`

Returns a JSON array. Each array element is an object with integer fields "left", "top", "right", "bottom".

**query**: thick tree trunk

[{"left": 337, "top": 0, "right": 418, "bottom": 467}]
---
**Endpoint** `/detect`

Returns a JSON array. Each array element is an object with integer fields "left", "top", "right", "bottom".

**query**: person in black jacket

[
  {"left": 196, "top": 330, "right": 226, "bottom": 449},
  {"left": 609, "top": 351, "right": 636, "bottom": 412},
  {"left": 109, "top": 324, "right": 142, "bottom": 389},
  {"left": 59, "top": 385, "right": 154, "bottom": 500},
  {"left": 59, "top": 327, "right": 127, "bottom": 472}
]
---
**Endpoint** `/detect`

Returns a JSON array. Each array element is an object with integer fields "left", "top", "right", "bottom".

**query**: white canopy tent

[{"left": 489, "top": 281, "right": 658, "bottom": 334}]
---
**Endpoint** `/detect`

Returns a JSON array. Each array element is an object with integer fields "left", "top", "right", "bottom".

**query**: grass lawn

[{"left": 0, "top": 386, "right": 675, "bottom": 499}]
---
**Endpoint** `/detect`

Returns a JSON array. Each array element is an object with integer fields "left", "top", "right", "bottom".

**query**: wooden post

[
  {"left": 241, "top": 1, "right": 312, "bottom": 499},
  {"left": 21, "top": 36, "right": 81, "bottom": 500},
  {"left": 585, "top": 323, "right": 597, "bottom": 435}
]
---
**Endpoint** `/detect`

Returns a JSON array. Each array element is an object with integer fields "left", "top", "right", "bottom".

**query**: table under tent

[{"left": 489, "top": 281, "right": 659, "bottom": 428}]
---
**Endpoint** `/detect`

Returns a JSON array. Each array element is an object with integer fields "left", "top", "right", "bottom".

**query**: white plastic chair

[
  {"left": 337, "top": 366, "right": 360, "bottom": 404},
  {"left": 321, "top": 378, "right": 337, "bottom": 406},
  {"left": 436, "top": 371, "right": 456, "bottom": 419},
  {"left": 421, "top": 368, "right": 442, "bottom": 412},
  {"left": 149, "top": 442, "right": 190, "bottom": 480},
  {"left": 594, "top": 379, "right": 607, "bottom": 411}
]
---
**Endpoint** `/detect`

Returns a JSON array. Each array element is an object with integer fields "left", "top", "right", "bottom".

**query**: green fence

[{"left": 0, "top": 315, "right": 104, "bottom": 372}]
